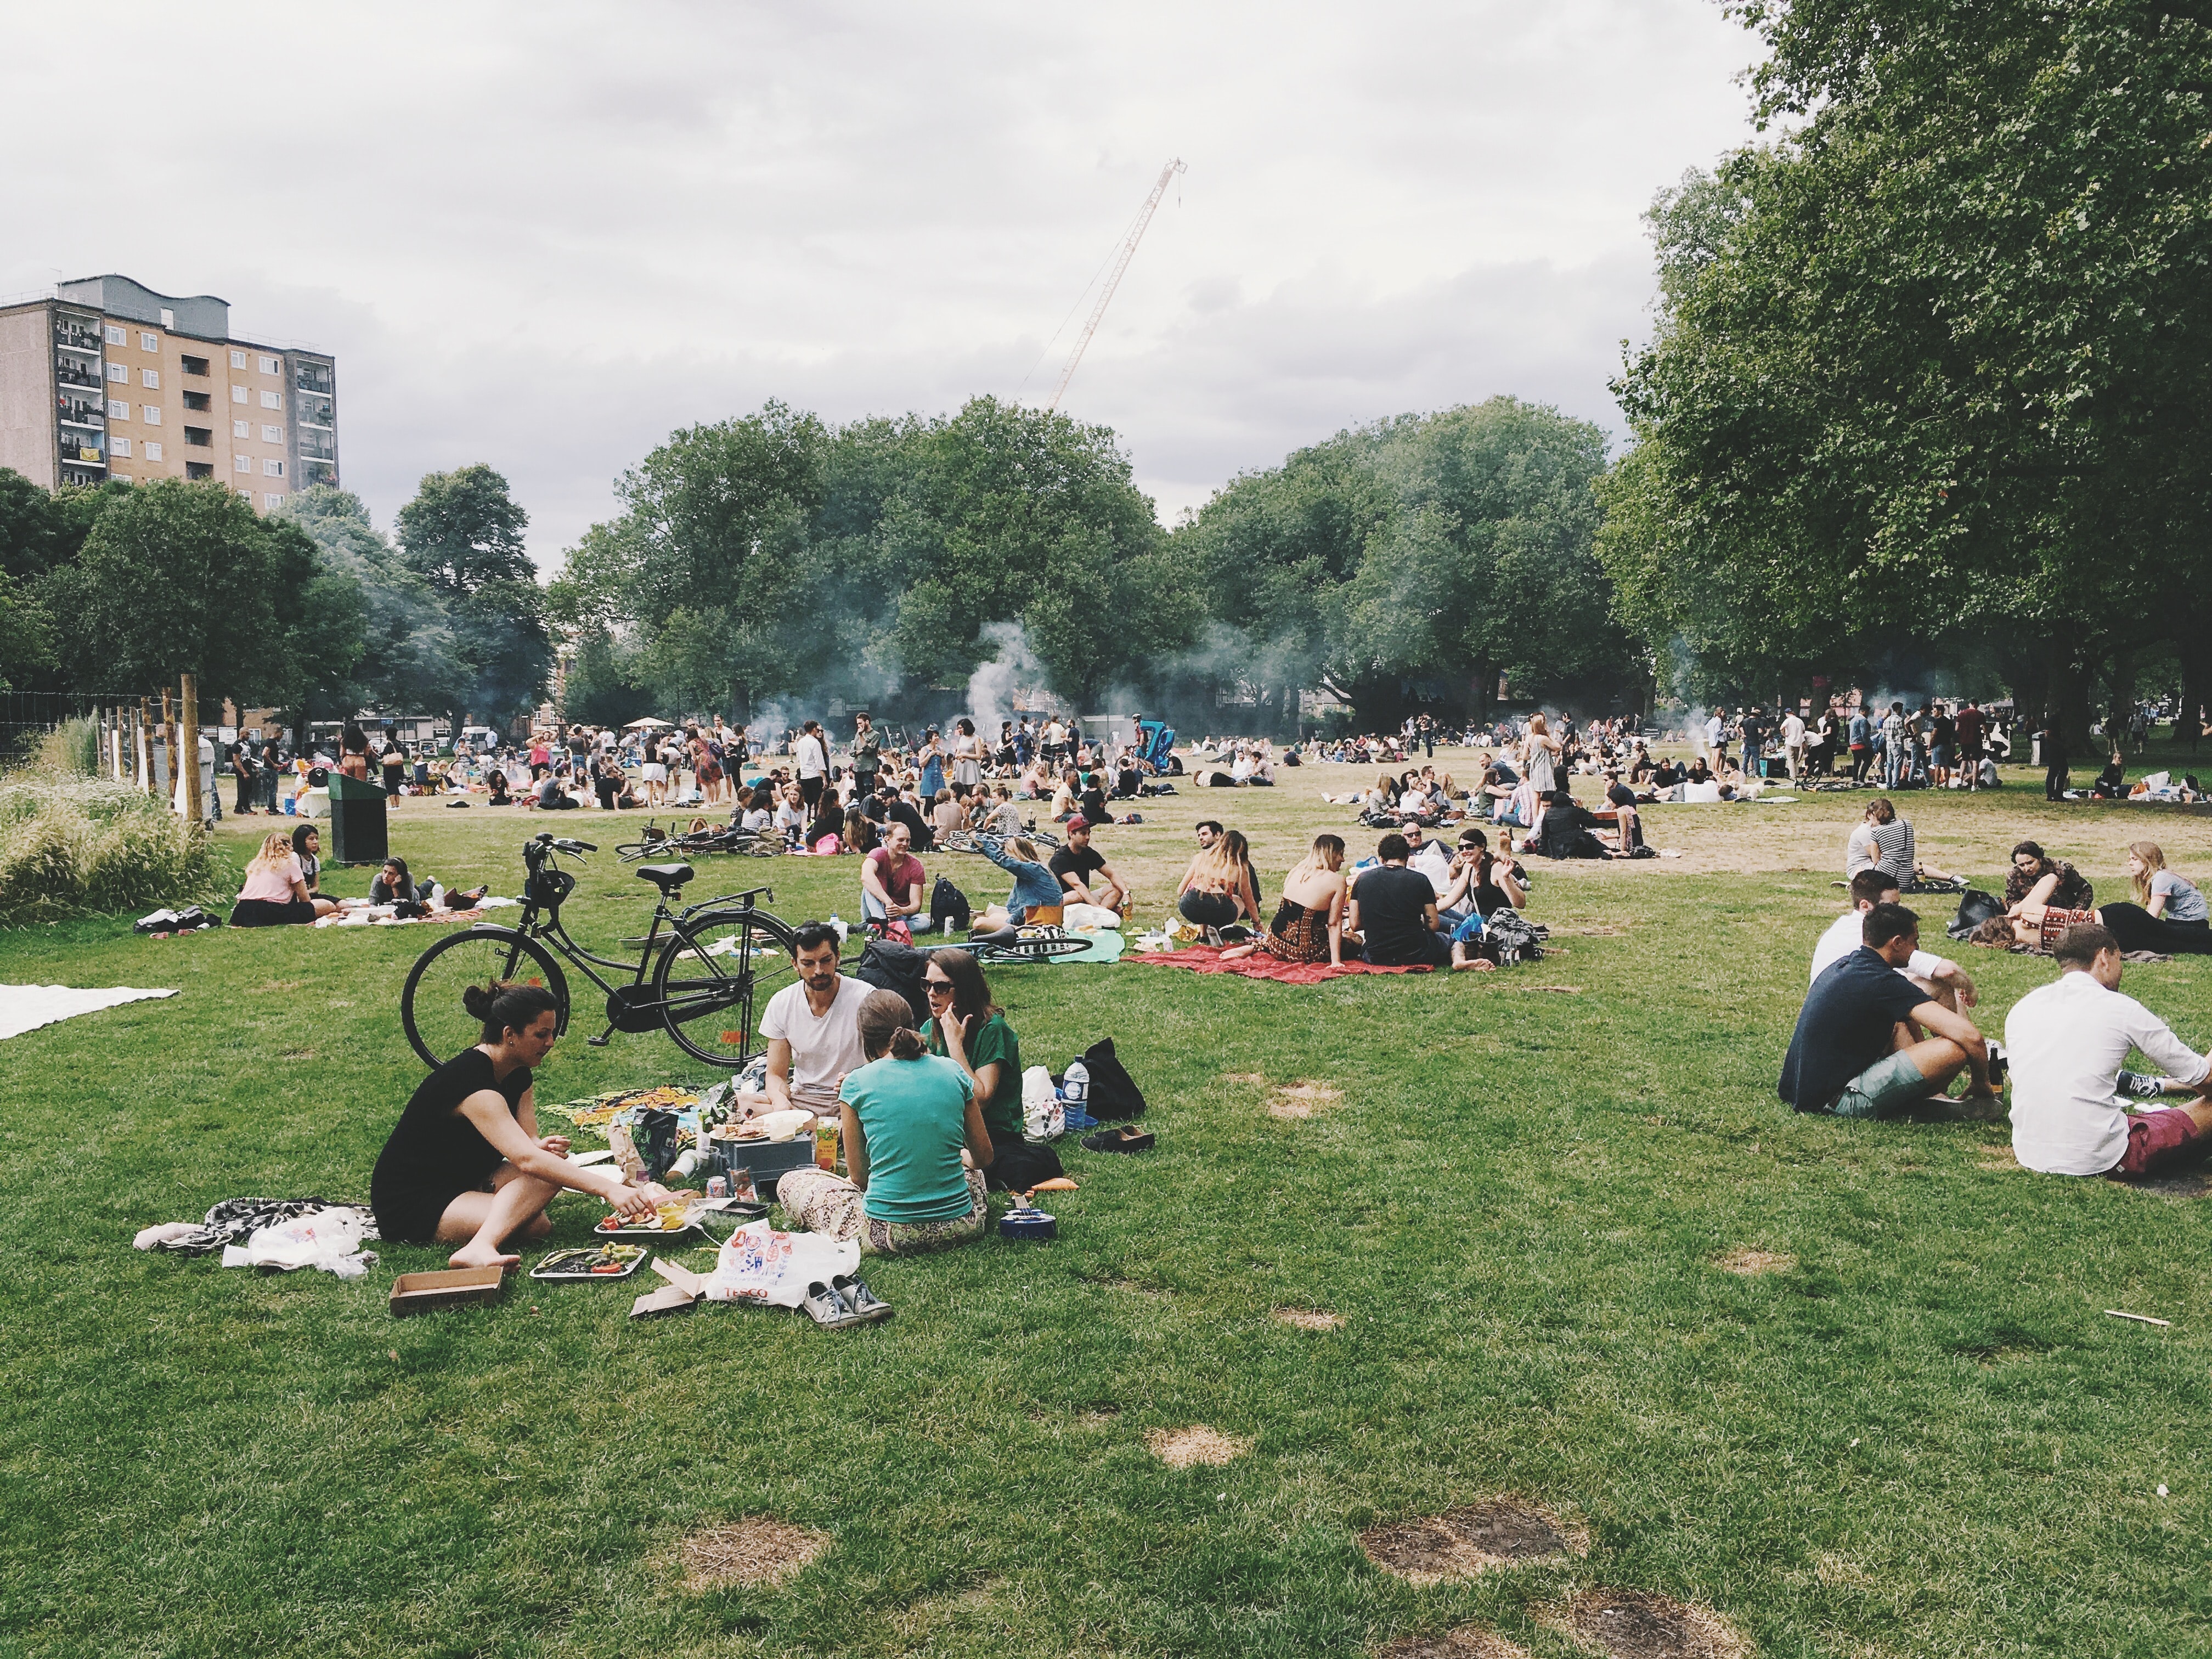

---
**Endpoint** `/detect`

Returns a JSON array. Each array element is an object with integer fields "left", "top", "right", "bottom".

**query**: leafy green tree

[
  {"left": 395, "top": 465, "right": 551, "bottom": 728},
  {"left": 283, "top": 487, "right": 467, "bottom": 726}
]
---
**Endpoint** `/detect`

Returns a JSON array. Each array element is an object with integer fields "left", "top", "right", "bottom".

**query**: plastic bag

[
  {"left": 223, "top": 1207, "right": 378, "bottom": 1279},
  {"left": 703, "top": 1217, "right": 859, "bottom": 1307},
  {"left": 1022, "top": 1065, "right": 1064, "bottom": 1139}
]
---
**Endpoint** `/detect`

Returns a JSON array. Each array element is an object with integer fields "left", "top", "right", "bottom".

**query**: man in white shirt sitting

[
  {"left": 1813, "top": 870, "right": 1977, "bottom": 1012},
  {"left": 740, "top": 921, "right": 869, "bottom": 1119},
  {"left": 2005, "top": 921, "right": 2212, "bottom": 1178}
]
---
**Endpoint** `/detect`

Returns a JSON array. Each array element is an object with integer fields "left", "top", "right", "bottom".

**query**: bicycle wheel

[
  {"left": 652, "top": 907, "right": 799, "bottom": 1067},
  {"left": 400, "top": 927, "right": 571, "bottom": 1070}
]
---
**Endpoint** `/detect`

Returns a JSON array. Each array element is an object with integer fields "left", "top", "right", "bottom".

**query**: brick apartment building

[{"left": 0, "top": 273, "right": 337, "bottom": 507}]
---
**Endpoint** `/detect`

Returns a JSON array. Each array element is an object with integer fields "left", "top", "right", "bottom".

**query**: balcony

[
  {"left": 180, "top": 354, "right": 210, "bottom": 376},
  {"left": 182, "top": 390, "right": 211, "bottom": 411},
  {"left": 57, "top": 403, "right": 103, "bottom": 431},
  {"left": 185, "top": 461, "right": 213, "bottom": 481},
  {"left": 294, "top": 362, "right": 334, "bottom": 395},
  {"left": 300, "top": 458, "right": 338, "bottom": 485},
  {"left": 55, "top": 363, "right": 100, "bottom": 390},
  {"left": 184, "top": 426, "right": 212, "bottom": 447}
]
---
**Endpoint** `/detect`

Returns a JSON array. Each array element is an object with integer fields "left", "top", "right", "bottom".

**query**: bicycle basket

[{"left": 525, "top": 866, "right": 575, "bottom": 909}]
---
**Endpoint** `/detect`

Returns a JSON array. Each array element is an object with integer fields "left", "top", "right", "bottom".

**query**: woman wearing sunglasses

[{"left": 919, "top": 949, "right": 1063, "bottom": 1190}]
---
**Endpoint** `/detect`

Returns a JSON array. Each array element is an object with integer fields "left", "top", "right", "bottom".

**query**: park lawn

[{"left": 3, "top": 752, "right": 2212, "bottom": 1657}]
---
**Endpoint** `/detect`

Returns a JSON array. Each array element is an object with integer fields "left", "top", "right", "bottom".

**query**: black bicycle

[
  {"left": 398, "top": 833, "right": 797, "bottom": 1070},
  {"left": 615, "top": 817, "right": 783, "bottom": 862}
]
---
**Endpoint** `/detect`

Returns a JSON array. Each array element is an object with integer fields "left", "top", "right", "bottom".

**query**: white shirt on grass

[
  {"left": 2005, "top": 970, "right": 2209, "bottom": 1175},
  {"left": 1811, "top": 910, "right": 1948, "bottom": 984},
  {"left": 757, "top": 975, "right": 870, "bottom": 1113}
]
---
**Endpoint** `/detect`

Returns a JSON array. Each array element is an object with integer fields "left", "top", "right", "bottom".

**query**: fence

[{"left": 0, "top": 680, "right": 224, "bottom": 819}]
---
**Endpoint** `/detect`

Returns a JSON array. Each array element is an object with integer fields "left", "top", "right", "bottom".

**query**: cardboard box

[{"left": 389, "top": 1265, "right": 505, "bottom": 1317}]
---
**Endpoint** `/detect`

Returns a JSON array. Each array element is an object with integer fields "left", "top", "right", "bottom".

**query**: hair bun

[
  {"left": 461, "top": 984, "right": 495, "bottom": 1019},
  {"left": 889, "top": 1027, "right": 927, "bottom": 1061}
]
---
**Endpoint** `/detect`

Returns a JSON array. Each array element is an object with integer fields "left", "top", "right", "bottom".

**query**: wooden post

[{"left": 180, "top": 675, "right": 203, "bottom": 823}]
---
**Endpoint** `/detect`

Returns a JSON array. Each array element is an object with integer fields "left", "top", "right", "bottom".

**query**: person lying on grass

[
  {"left": 1779, "top": 901, "right": 1998, "bottom": 1118},
  {"left": 2006, "top": 921, "right": 2212, "bottom": 1179},
  {"left": 1813, "top": 869, "right": 1978, "bottom": 1012},
  {"left": 369, "top": 856, "right": 488, "bottom": 916},
  {"left": 776, "top": 989, "right": 994, "bottom": 1255},
  {"left": 1217, "top": 833, "right": 1348, "bottom": 967},
  {"left": 370, "top": 980, "right": 679, "bottom": 1268},
  {"left": 229, "top": 831, "right": 338, "bottom": 926},
  {"left": 1976, "top": 844, "right": 2212, "bottom": 958}
]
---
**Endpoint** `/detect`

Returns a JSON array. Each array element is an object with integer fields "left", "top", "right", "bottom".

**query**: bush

[
  {"left": 0, "top": 778, "right": 230, "bottom": 925},
  {"left": 36, "top": 718, "right": 100, "bottom": 778}
]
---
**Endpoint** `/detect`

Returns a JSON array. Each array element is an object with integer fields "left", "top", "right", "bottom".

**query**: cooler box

[{"left": 326, "top": 770, "right": 389, "bottom": 866}]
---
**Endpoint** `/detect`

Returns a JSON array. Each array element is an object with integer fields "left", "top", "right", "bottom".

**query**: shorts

[
  {"left": 229, "top": 898, "right": 317, "bottom": 927},
  {"left": 1178, "top": 890, "right": 1240, "bottom": 927},
  {"left": 1363, "top": 929, "right": 1449, "bottom": 969},
  {"left": 371, "top": 1180, "right": 483, "bottom": 1244},
  {"left": 1831, "top": 1048, "right": 1937, "bottom": 1119},
  {"left": 1931, "top": 745, "right": 1953, "bottom": 768},
  {"left": 2111, "top": 1107, "right": 2208, "bottom": 1178}
]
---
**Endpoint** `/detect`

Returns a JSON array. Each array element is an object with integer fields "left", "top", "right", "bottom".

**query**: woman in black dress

[{"left": 370, "top": 981, "right": 675, "bottom": 1268}]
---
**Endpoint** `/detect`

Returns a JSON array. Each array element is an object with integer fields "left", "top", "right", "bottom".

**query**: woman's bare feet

[{"left": 447, "top": 1241, "right": 520, "bottom": 1270}]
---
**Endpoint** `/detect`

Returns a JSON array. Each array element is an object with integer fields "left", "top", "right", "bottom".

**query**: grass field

[{"left": 6, "top": 747, "right": 2212, "bottom": 1657}]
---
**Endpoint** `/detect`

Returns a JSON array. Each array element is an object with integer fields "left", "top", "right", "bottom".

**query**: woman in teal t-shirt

[
  {"left": 775, "top": 989, "right": 995, "bottom": 1254},
  {"left": 919, "top": 949, "right": 1063, "bottom": 1192}
]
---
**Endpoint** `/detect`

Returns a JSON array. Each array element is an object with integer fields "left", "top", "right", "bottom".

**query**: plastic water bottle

[
  {"left": 1063, "top": 1059, "right": 1089, "bottom": 1107},
  {"left": 829, "top": 915, "right": 848, "bottom": 944}
]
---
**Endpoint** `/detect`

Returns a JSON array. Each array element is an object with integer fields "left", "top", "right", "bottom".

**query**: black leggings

[
  {"left": 1178, "top": 890, "right": 1240, "bottom": 927},
  {"left": 2095, "top": 903, "right": 2212, "bottom": 955},
  {"left": 230, "top": 898, "right": 317, "bottom": 927}
]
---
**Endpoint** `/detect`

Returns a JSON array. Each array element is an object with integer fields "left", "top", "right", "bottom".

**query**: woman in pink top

[{"left": 229, "top": 831, "right": 337, "bottom": 927}]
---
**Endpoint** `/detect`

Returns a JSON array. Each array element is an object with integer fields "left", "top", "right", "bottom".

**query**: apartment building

[{"left": 0, "top": 273, "right": 338, "bottom": 509}]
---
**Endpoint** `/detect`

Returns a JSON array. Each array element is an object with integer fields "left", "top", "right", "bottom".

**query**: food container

[
  {"left": 997, "top": 1204, "right": 1057, "bottom": 1242},
  {"left": 594, "top": 1216, "right": 702, "bottom": 1242},
  {"left": 725, "top": 1136, "right": 814, "bottom": 1197},
  {"left": 388, "top": 1265, "right": 506, "bottom": 1316},
  {"left": 529, "top": 1246, "right": 651, "bottom": 1282}
]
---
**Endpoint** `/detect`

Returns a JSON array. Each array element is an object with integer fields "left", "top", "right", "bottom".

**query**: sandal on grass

[
  {"left": 831, "top": 1273, "right": 894, "bottom": 1323},
  {"left": 1080, "top": 1126, "right": 1155, "bottom": 1154}
]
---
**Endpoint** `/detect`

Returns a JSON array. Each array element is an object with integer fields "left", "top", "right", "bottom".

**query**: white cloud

[{"left": 0, "top": 1, "right": 1758, "bottom": 561}]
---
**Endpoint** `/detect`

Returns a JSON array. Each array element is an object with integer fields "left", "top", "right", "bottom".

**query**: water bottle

[
  {"left": 1063, "top": 1059, "right": 1089, "bottom": 1107},
  {"left": 830, "top": 915, "right": 848, "bottom": 944}
]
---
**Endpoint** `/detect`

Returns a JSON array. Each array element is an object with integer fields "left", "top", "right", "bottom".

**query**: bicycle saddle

[{"left": 635, "top": 862, "right": 695, "bottom": 891}]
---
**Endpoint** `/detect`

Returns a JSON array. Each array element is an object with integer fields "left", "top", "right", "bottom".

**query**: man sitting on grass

[
  {"left": 1049, "top": 817, "right": 1129, "bottom": 914},
  {"left": 1813, "top": 870, "right": 1978, "bottom": 1012},
  {"left": 2005, "top": 921, "right": 2212, "bottom": 1180},
  {"left": 1780, "top": 902, "right": 1997, "bottom": 1116},
  {"left": 861, "top": 821, "right": 926, "bottom": 935},
  {"left": 738, "top": 923, "right": 869, "bottom": 1119},
  {"left": 1345, "top": 833, "right": 1448, "bottom": 968}
]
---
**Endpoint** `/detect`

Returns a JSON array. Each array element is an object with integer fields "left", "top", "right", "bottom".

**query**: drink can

[{"left": 706, "top": 1175, "right": 728, "bottom": 1201}]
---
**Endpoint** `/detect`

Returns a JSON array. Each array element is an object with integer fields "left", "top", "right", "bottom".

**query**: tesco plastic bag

[
  {"left": 703, "top": 1217, "right": 858, "bottom": 1308},
  {"left": 1021, "top": 1064, "right": 1064, "bottom": 1140}
]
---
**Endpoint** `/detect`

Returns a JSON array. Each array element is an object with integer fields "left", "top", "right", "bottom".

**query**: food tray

[
  {"left": 592, "top": 1216, "right": 703, "bottom": 1241},
  {"left": 530, "top": 1245, "right": 651, "bottom": 1282},
  {"left": 389, "top": 1265, "right": 506, "bottom": 1316}
]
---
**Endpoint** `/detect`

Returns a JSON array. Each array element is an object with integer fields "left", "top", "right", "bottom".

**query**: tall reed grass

[{"left": 0, "top": 777, "right": 229, "bottom": 925}]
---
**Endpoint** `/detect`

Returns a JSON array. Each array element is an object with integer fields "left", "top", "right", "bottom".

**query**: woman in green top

[
  {"left": 775, "top": 989, "right": 994, "bottom": 1254},
  {"left": 921, "top": 950, "right": 1064, "bottom": 1191}
]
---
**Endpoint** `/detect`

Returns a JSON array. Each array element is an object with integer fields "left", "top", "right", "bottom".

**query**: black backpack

[
  {"left": 1482, "top": 910, "right": 1546, "bottom": 964},
  {"left": 856, "top": 939, "right": 933, "bottom": 1024},
  {"left": 929, "top": 874, "right": 971, "bottom": 934},
  {"left": 1949, "top": 888, "right": 2004, "bottom": 940},
  {"left": 1074, "top": 1036, "right": 1146, "bottom": 1121}
]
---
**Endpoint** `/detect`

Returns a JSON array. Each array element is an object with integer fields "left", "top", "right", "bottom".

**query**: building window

[
  {"left": 140, "top": 331, "right": 158, "bottom": 352},
  {"left": 258, "top": 354, "right": 278, "bottom": 375},
  {"left": 144, "top": 441, "right": 163, "bottom": 462},
  {"left": 238, "top": 488, "right": 253, "bottom": 501},
  {"left": 187, "top": 461, "right": 213, "bottom": 480},
  {"left": 185, "top": 427, "right": 212, "bottom": 448},
  {"left": 140, "top": 369, "right": 159, "bottom": 389},
  {"left": 142, "top": 405, "right": 161, "bottom": 425},
  {"left": 106, "top": 364, "right": 127, "bottom": 383},
  {"left": 233, "top": 419, "right": 249, "bottom": 439},
  {"left": 104, "top": 325, "right": 125, "bottom": 346},
  {"left": 183, "top": 390, "right": 211, "bottom": 411},
  {"left": 230, "top": 349, "right": 246, "bottom": 369},
  {"left": 232, "top": 385, "right": 247, "bottom": 403},
  {"left": 234, "top": 455, "right": 251, "bottom": 472},
  {"left": 107, "top": 399, "right": 129, "bottom": 420},
  {"left": 112, "top": 438, "right": 131, "bottom": 458},
  {"left": 263, "top": 492, "right": 284, "bottom": 509},
  {"left": 263, "top": 459, "right": 284, "bottom": 477},
  {"left": 260, "top": 390, "right": 281, "bottom": 410},
  {"left": 180, "top": 355, "right": 208, "bottom": 377},
  {"left": 262, "top": 424, "right": 282, "bottom": 443}
]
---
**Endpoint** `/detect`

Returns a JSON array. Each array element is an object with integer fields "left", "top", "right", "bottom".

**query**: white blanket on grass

[{"left": 0, "top": 984, "right": 177, "bottom": 1040}]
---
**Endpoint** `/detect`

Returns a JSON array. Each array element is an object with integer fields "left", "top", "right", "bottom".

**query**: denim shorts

[{"left": 1832, "top": 1049, "right": 1937, "bottom": 1119}]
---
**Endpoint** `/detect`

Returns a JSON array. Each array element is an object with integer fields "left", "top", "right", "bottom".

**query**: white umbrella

[{"left": 624, "top": 716, "right": 673, "bottom": 729}]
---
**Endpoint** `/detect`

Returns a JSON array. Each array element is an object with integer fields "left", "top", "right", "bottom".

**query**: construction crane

[{"left": 1046, "top": 156, "right": 1186, "bottom": 411}]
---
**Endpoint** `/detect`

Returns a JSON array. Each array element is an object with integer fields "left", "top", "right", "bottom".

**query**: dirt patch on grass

[
  {"left": 1976, "top": 1146, "right": 2022, "bottom": 1172},
  {"left": 1274, "top": 1307, "right": 1344, "bottom": 1331},
  {"left": 1359, "top": 1499, "right": 1581, "bottom": 1584},
  {"left": 677, "top": 1517, "right": 830, "bottom": 1592},
  {"left": 1550, "top": 924, "right": 1629, "bottom": 937},
  {"left": 2133, "top": 1168, "right": 2212, "bottom": 1198},
  {"left": 1715, "top": 1249, "right": 1795, "bottom": 1276},
  {"left": 1516, "top": 984, "right": 1582, "bottom": 995},
  {"left": 1147, "top": 1425, "right": 1251, "bottom": 1468},
  {"left": 1268, "top": 1081, "right": 1344, "bottom": 1119},
  {"left": 1379, "top": 1627, "right": 1533, "bottom": 1658},
  {"left": 1553, "top": 1589, "right": 1749, "bottom": 1659}
]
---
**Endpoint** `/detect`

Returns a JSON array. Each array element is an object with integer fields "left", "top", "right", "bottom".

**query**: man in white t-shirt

[
  {"left": 2005, "top": 920, "right": 2212, "bottom": 1178},
  {"left": 744, "top": 922, "right": 868, "bottom": 1118},
  {"left": 1813, "top": 870, "right": 1977, "bottom": 1010},
  {"left": 794, "top": 720, "right": 828, "bottom": 815},
  {"left": 1780, "top": 709, "right": 1807, "bottom": 781}
]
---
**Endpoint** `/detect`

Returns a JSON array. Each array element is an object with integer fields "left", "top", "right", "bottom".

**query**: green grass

[{"left": 5, "top": 749, "right": 2212, "bottom": 1656}]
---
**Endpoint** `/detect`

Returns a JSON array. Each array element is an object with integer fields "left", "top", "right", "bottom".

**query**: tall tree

[
  {"left": 281, "top": 486, "right": 466, "bottom": 725},
  {"left": 395, "top": 465, "right": 551, "bottom": 727}
]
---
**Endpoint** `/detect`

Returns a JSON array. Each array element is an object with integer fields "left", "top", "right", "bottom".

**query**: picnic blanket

[
  {"left": 312, "top": 897, "right": 516, "bottom": 928},
  {"left": 0, "top": 983, "right": 177, "bottom": 1040},
  {"left": 1125, "top": 944, "right": 1431, "bottom": 983}
]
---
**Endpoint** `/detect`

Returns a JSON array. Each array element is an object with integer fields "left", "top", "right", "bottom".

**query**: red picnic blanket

[{"left": 1124, "top": 944, "right": 1430, "bottom": 983}]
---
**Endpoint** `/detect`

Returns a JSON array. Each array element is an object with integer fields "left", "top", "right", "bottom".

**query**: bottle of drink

[
  {"left": 1063, "top": 1059, "right": 1089, "bottom": 1107},
  {"left": 814, "top": 1117, "right": 838, "bottom": 1171}
]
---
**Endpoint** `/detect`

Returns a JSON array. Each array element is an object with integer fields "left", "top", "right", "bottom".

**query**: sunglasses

[{"left": 923, "top": 978, "right": 955, "bottom": 995}]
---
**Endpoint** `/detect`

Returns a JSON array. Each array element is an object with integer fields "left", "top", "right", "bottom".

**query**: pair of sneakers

[{"left": 803, "top": 1273, "right": 891, "bottom": 1330}]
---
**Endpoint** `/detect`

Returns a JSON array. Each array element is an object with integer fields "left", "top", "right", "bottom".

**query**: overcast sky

[{"left": 2, "top": 2, "right": 1760, "bottom": 567}]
